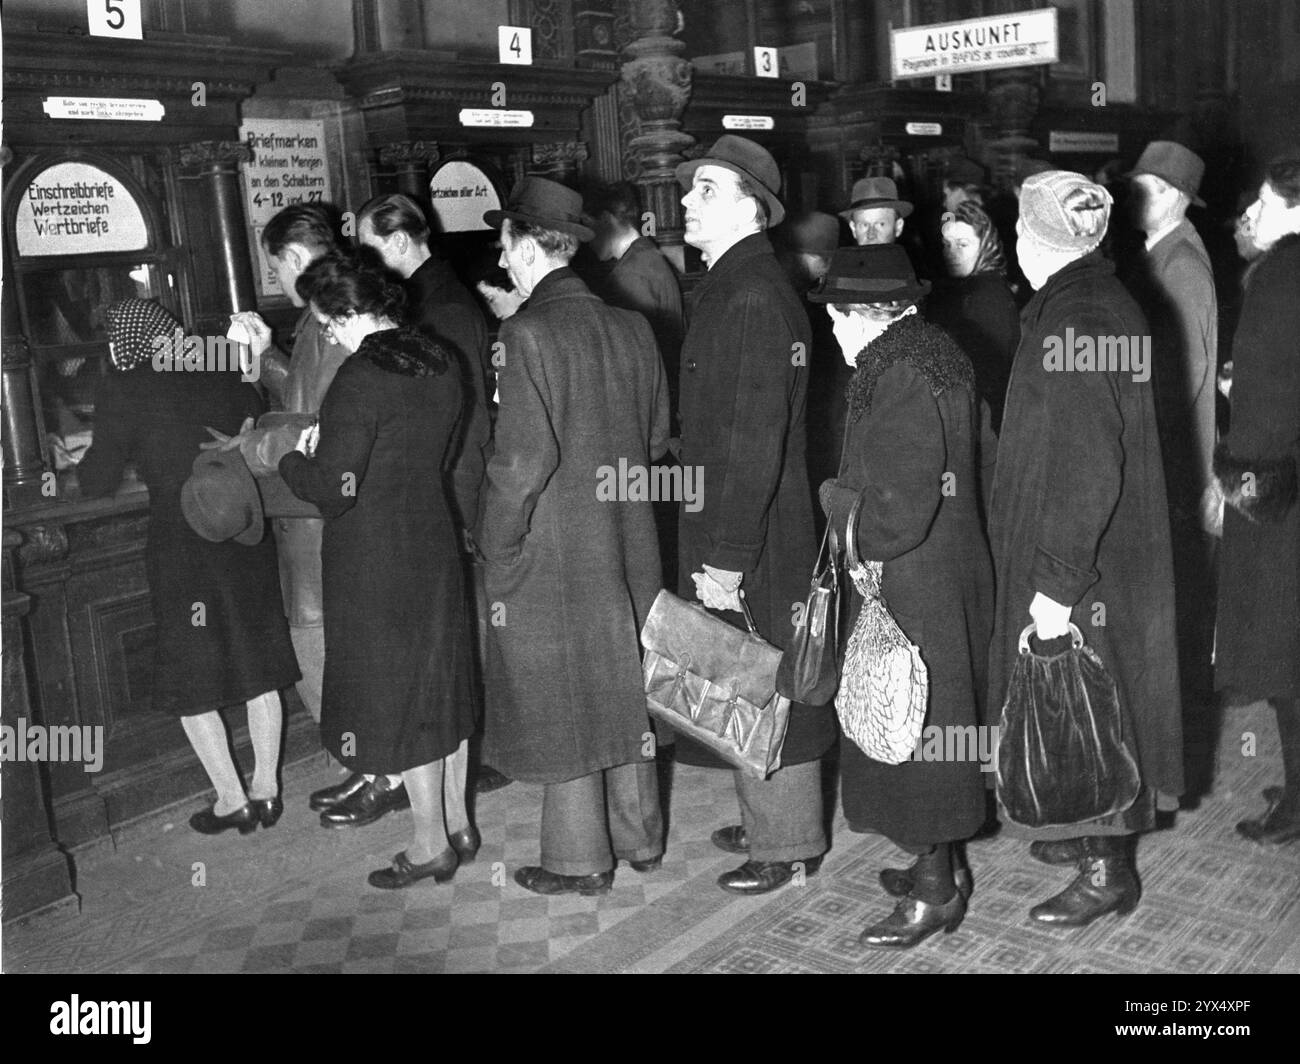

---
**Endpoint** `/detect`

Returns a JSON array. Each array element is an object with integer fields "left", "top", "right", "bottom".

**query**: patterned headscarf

[
  {"left": 106, "top": 299, "right": 181, "bottom": 371},
  {"left": 941, "top": 201, "right": 1006, "bottom": 276}
]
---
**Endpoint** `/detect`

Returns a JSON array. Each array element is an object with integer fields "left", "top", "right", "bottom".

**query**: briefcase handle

[{"left": 738, "top": 592, "right": 759, "bottom": 636}]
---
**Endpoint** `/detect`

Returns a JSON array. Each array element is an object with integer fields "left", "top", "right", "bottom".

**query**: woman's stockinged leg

[
  {"left": 443, "top": 739, "right": 470, "bottom": 834},
  {"left": 245, "top": 690, "right": 283, "bottom": 801},
  {"left": 403, "top": 760, "right": 447, "bottom": 865},
  {"left": 181, "top": 711, "right": 247, "bottom": 815}
]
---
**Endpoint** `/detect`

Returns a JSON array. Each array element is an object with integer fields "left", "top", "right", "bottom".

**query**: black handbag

[
  {"left": 776, "top": 520, "right": 840, "bottom": 705},
  {"left": 995, "top": 622, "right": 1141, "bottom": 828}
]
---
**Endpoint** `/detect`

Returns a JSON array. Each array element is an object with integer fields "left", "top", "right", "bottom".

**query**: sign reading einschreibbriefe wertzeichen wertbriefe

[
  {"left": 239, "top": 118, "right": 332, "bottom": 297},
  {"left": 891, "top": 8, "right": 1058, "bottom": 80},
  {"left": 13, "top": 162, "right": 150, "bottom": 257}
]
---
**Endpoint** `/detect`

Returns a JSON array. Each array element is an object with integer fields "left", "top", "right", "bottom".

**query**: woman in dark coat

[
  {"left": 988, "top": 172, "right": 1183, "bottom": 927},
  {"left": 926, "top": 201, "right": 1021, "bottom": 434},
  {"left": 77, "top": 299, "right": 300, "bottom": 835},
  {"left": 815, "top": 246, "right": 994, "bottom": 949},
  {"left": 279, "top": 252, "right": 477, "bottom": 889},
  {"left": 1210, "top": 154, "right": 1300, "bottom": 845}
]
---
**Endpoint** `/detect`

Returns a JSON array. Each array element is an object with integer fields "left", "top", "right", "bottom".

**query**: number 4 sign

[
  {"left": 499, "top": 26, "right": 533, "bottom": 66},
  {"left": 87, "top": 0, "right": 143, "bottom": 40}
]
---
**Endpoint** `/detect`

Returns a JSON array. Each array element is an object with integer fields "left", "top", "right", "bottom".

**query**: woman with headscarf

[
  {"left": 815, "top": 245, "right": 994, "bottom": 948},
  {"left": 926, "top": 201, "right": 1021, "bottom": 434},
  {"left": 77, "top": 299, "right": 300, "bottom": 835},
  {"left": 987, "top": 172, "right": 1183, "bottom": 927}
]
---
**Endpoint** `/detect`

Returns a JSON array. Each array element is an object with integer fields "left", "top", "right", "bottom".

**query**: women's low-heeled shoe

[
  {"left": 1236, "top": 786, "right": 1300, "bottom": 845},
  {"left": 859, "top": 892, "right": 967, "bottom": 949},
  {"left": 449, "top": 826, "right": 481, "bottom": 863},
  {"left": 368, "top": 848, "right": 459, "bottom": 889},
  {"left": 514, "top": 866, "right": 613, "bottom": 896},
  {"left": 189, "top": 802, "right": 258, "bottom": 836},
  {"left": 250, "top": 796, "right": 283, "bottom": 829}
]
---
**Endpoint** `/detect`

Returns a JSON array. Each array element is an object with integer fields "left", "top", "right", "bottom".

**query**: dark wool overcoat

[
  {"left": 926, "top": 271, "right": 1021, "bottom": 434},
  {"left": 1215, "top": 234, "right": 1300, "bottom": 703},
  {"left": 821, "top": 315, "right": 995, "bottom": 848},
  {"left": 988, "top": 253, "right": 1185, "bottom": 814},
  {"left": 675, "top": 232, "right": 835, "bottom": 768},
  {"left": 280, "top": 327, "right": 475, "bottom": 774},
  {"left": 474, "top": 268, "right": 669, "bottom": 784},
  {"left": 79, "top": 368, "right": 300, "bottom": 716}
]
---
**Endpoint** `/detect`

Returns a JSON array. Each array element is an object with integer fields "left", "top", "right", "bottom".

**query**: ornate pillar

[
  {"left": 621, "top": 0, "right": 693, "bottom": 267},
  {"left": 379, "top": 141, "right": 442, "bottom": 211},
  {"left": 986, "top": 69, "right": 1041, "bottom": 190},
  {"left": 174, "top": 141, "right": 256, "bottom": 325},
  {"left": 530, "top": 140, "right": 590, "bottom": 186}
]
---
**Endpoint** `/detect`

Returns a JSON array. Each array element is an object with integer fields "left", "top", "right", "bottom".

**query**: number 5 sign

[
  {"left": 87, "top": 0, "right": 143, "bottom": 39},
  {"left": 499, "top": 26, "right": 533, "bottom": 66}
]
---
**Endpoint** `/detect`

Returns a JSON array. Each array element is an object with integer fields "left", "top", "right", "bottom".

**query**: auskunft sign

[{"left": 891, "top": 8, "right": 1058, "bottom": 80}]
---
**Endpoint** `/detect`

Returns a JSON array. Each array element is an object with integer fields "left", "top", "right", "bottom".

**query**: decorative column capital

[
  {"left": 170, "top": 140, "right": 251, "bottom": 174},
  {"left": 378, "top": 141, "right": 441, "bottom": 168},
  {"left": 531, "top": 140, "right": 590, "bottom": 169}
]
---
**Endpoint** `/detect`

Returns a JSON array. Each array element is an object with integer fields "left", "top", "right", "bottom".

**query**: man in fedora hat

[
  {"left": 477, "top": 176, "right": 669, "bottom": 896},
  {"left": 1126, "top": 140, "right": 1219, "bottom": 730},
  {"left": 675, "top": 135, "right": 832, "bottom": 894},
  {"left": 841, "top": 175, "right": 913, "bottom": 247}
]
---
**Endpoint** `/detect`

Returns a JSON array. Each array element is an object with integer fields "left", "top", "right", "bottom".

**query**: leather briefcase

[{"left": 640, "top": 589, "right": 790, "bottom": 779}]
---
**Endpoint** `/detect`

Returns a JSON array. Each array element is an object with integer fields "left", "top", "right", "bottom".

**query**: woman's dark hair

[
  {"left": 1265, "top": 152, "right": 1300, "bottom": 208},
  {"left": 296, "top": 245, "right": 406, "bottom": 322}
]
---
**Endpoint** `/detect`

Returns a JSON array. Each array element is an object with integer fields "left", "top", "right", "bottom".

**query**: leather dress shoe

[
  {"left": 250, "top": 796, "right": 283, "bottom": 829},
  {"left": 1029, "top": 838, "right": 1140, "bottom": 927},
  {"left": 190, "top": 802, "right": 258, "bottom": 836},
  {"left": 1029, "top": 836, "right": 1087, "bottom": 866},
  {"left": 474, "top": 765, "right": 513, "bottom": 795},
  {"left": 859, "top": 892, "right": 967, "bottom": 949},
  {"left": 1237, "top": 786, "right": 1300, "bottom": 845},
  {"left": 880, "top": 862, "right": 973, "bottom": 900},
  {"left": 514, "top": 866, "right": 613, "bottom": 896},
  {"left": 309, "top": 771, "right": 368, "bottom": 812},
  {"left": 449, "top": 825, "right": 481, "bottom": 863},
  {"left": 368, "top": 848, "right": 458, "bottom": 889},
  {"left": 711, "top": 825, "right": 749, "bottom": 855},
  {"left": 628, "top": 855, "right": 663, "bottom": 873},
  {"left": 319, "top": 776, "right": 410, "bottom": 828},
  {"left": 717, "top": 857, "right": 823, "bottom": 895}
]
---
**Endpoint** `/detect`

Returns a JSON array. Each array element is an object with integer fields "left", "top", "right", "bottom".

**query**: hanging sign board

[
  {"left": 428, "top": 160, "right": 502, "bottom": 233},
  {"left": 459, "top": 109, "right": 535, "bottom": 128},
  {"left": 43, "top": 97, "right": 164, "bottom": 121},
  {"left": 891, "top": 8, "right": 1058, "bottom": 79},
  {"left": 905, "top": 122, "right": 944, "bottom": 136},
  {"left": 722, "top": 115, "right": 775, "bottom": 131},
  {"left": 1049, "top": 130, "right": 1120, "bottom": 153},
  {"left": 86, "top": 0, "right": 143, "bottom": 39},
  {"left": 239, "top": 118, "right": 332, "bottom": 297},
  {"left": 14, "top": 162, "right": 149, "bottom": 257}
]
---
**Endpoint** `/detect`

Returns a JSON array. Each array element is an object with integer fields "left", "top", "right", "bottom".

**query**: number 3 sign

[{"left": 87, "top": 0, "right": 143, "bottom": 39}]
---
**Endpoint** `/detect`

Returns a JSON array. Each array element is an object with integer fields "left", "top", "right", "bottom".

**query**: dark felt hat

[
  {"left": 807, "top": 244, "right": 930, "bottom": 304},
  {"left": 675, "top": 135, "right": 786, "bottom": 227},
  {"left": 839, "top": 176, "right": 913, "bottom": 221},
  {"left": 1126, "top": 140, "right": 1206, "bottom": 208},
  {"left": 181, "top": 448, "right": 264, "bottom": 546},
  {"left": 484, "top": 176, "right": 595, "bottom": 241},
  {"left": 778, "top": 211, "right": 842, "bottom": 257},
  {"left": 945, "top": 156, "right": 988, "bottom": 186}
]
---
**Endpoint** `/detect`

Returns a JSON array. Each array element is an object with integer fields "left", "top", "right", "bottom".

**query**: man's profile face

[
  {"left": 682, "top": 164, "right": 752, "bottom": 252},
  {"left": 266, "top": 245, "right": 308, "bottom": 307},
  {"left": 850, "top": 207, "right": 902, "bottom": 246},
  {"left": 357, "top": 217, "right": 402, "bottom": 273}
]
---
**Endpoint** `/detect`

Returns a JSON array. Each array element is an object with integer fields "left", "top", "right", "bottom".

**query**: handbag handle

[
  {"left": 844, "top": 491, "right": 865, "bottom": 572},
  {"left": 1017, "top": 621, "right": 1085, "bottom": 655}
]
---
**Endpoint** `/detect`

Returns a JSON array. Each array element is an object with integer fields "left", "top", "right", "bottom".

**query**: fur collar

[
  {"left": 845, "top": 313, "right": 974, "bottom": 421},
  {"left": 356, "top": 326, "right": 451, "bottom": 378}
]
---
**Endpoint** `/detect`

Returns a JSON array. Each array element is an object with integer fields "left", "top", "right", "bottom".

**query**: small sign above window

[
  {"left": 43, "top": 97, "right": 164, "bottom": 121},
  {"left": 14, "top": 162, "right": 149, "bottom": 257},
  {"left": 459, "top": 109, "right": 535, "bottom": 128},
  {"left": 722, "top": 115, "right": 775, "bottom": 131}
]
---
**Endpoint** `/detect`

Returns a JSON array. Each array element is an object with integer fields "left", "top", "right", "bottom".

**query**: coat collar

[
  {"left": 1022, "top": 251, "right": 1113, "bottom": 327},
  {"left": 522, "top": 265, "right": 597, "bottom": 308},
  {"left": 702, "top": 231, "right": 774, "bottom": 282},
  {"left": 408, "top": 254, "right": 459, "bottom": 298}
]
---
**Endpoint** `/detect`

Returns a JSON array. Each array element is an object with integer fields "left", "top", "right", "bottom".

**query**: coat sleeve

[
  {"left": 278, "top": 365, "right": 375, "bottom": 520},
  {"left": 824, "top": 365, "right": 946, "bottom": 562},
  {"left": 435, "top": 303, "right": 492, "bottom": 534},
  {"left": 76, "top": 372, "right": 135, "bottom": 499},
  {"left": 474, "top": 319, "right": 558, "bottom": 565},
  {"left": 640, "top": 316, "right": 671, "bottom": 461},
  {"left": 1164, "top": 245, "right": 1218, "bottom": 490},
  {"left": 702, "top": 291, "right": 800, "bottom": 573}
]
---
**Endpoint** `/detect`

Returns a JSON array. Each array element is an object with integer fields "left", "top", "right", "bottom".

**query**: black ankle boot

[
  {"left": 1237, "top": 787, "right": 1300, "bottom": 845},
  {"left": 1029, "top": 836, "right": 1140, "bottom": 927},
  {"left": 1029, "top": 836, "right": 1087, "bottom": 866}
]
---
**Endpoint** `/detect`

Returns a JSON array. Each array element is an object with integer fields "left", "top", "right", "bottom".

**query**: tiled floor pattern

[{"left": 4, "top": 701, "right": 1297, "bottom": 974}]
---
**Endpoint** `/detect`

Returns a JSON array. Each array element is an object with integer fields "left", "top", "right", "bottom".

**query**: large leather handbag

[
  {"left": 996, "top": 622, "right": 1141, "bottom": 828},
  {"left": 836, "top": 494, "right": 929, "bottom": 765},
  {"left": 776, "top": 520, "right": 840, "bottom": 706},
  {"left": 640, "top": 589, "right": 790, "bottom": 779}
]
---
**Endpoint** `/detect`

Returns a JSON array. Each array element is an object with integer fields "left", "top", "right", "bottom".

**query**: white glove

[
  {"left": 295, "top": 423, "right": 320, "bottom": 458},
  {"left": 692, "top": 566, "right": 743, "bottom": 612},
  {"left": 1029, "top": 591, "right": 1072, "bottom": 640}
]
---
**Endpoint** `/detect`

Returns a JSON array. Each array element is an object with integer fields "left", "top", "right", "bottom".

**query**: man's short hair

[
  {"left": 585, "top": 181, "right": 641, "bottom": 230},
  {"left": 504, "top": 217, "right": 579, "bottom": 262},
  {"left": 734, "top": 174, "right": 770, "bottom": 230},
  {"left": 261, "top": 202, "right": 343, "bottom": 259},
  {"left": 1265, "top": 152, "right": 1300, "bottom": 208},
  {"left": 358, "top": 193, "right": 431, "bottom": 244}
]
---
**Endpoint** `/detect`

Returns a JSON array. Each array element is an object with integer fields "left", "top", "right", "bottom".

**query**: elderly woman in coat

[
  {"left": 816, "top": 246, "right": 994, "bottom": 948},
  {"left": 1209, "top": 152, "right": 1300, "bottom": 845},
  {"left": 988, "top": 171, "right": 1184, "bottom": 928}
]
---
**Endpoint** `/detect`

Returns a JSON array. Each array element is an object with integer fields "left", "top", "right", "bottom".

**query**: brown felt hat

[
  {"left": 1126, "top": 141, "right": 1206, "bottom": 208},
  {"left": 839, "top": 177, "right": 913, "bottom": 221},
  {"left": 808, "top": 245, "right": 930, "bottom": 304},
  {"left": 483, "top": 176, "right": 595, "bottom": 241},
  {"left": 675, "top": 135, "right": 787, "bottom": 227},
  {"left": 181, "top": 448, "right": 264, "bottom": 546}
]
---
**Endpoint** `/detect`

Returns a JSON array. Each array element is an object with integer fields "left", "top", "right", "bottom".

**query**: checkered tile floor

[{"left": 4, "top": 702, "right": 1297, "bottom": 973}]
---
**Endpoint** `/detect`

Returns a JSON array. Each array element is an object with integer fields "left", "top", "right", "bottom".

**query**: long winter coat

[
  {"left": 988, "top": 252, "right": 1185, "bottom": 815},
  {"left": 820, "top": 315, "right": 994, "bottom": 847},
  {"left": 676, "top": 232, "right": 834, "bottom": 768},
  {"left": 927, "top": 270, "right": 1021, "bottom": 434},
  {"left": 79, "top": 367, "right": 300, "bottom": 716},
  {"left": 1215, "top": 234, "right": 1300, "bottom": 704},
  {"left": 474, "top": 268, "right": 669, "bottom": 784},
  {"left": 279, "top": 327, "right": 475, "bottom": 773}
]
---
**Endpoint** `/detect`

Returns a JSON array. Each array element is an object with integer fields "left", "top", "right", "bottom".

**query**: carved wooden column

[
  {"left": 378, "top": 141, "right": 441, "bottom": 206},
  {"left": 530, "top": 140, "right": 590, "bottom": 186},
  {"left": 622, "top": 0, "right": 693, "bottom": 268}
]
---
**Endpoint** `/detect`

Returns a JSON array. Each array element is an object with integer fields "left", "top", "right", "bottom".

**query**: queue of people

[{"left": 74, "top": 135, "right": 1300, "bottom": 952}]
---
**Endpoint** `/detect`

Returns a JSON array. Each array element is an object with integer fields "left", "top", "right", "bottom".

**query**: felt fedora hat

[
  {"left": 944, "top": 156, "right": 988, "bottom": 186},
  {"left": 675, "top": 135, "right": 787, "bottom": 226},
  {"left": 1126, "top": 141, "right": 1206, "bottom": 208},
  {"left": 839, "top": 176, "right": 913, "bottom": 220},
  {"left": 181, "top": 448, "right": 264, "bottom": 546},
  {"left": 484, "top": 176, "right": 595, "bottom": 241},
  {"left": 807, "top": 244, "right": 930, "bottom": 304},
  {"left": 778, "top": 211, "right": 843, "bottom": 257}
]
